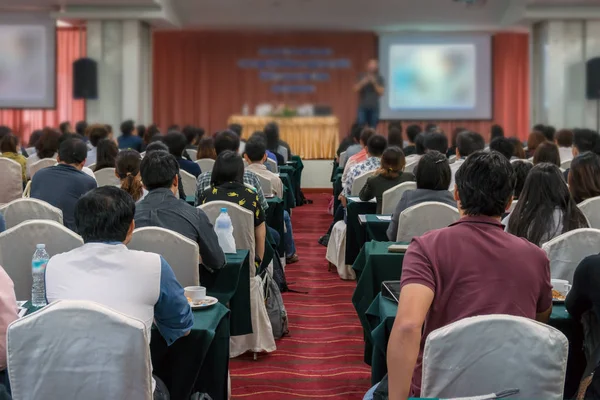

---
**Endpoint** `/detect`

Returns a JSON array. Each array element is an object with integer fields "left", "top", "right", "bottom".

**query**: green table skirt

[
  {"left": 266, "top": 196, "right": 285, "bottom": 255},
  {"left": 278, "top": 170, "right": 296, "bottom": 210},
  {"left": 290, "top": 155, "right": 304, "bottom": 206},
  {"left": 364, "top": 214, "right": 392, "bottom": 242},
  {"left": 345, "top": 199, "right": 377, "bottom": 266}
]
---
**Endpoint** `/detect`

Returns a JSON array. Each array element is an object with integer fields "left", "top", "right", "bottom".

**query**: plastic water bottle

[
  {"left": 31, "top": 244, "right": 49, "bottom": 307},
  {"left": 215, "top": 208, "right": 236, "bottom": 253},
  {"left": 242, "top": 103, "right": 250, "bottom": 116}
]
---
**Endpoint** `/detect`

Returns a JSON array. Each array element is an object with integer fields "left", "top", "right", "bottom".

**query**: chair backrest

[
  {"left": 339, "top": 151, "right": 348, "bottom": 167},
  {"left": 541, "top": 228, "right": 600, "bottom": 281},
  {"left": 381, "top": 181, "right": 417, "bottom": 215},
  {"left": 0, "top": 158, "right": 23, "bottom": 204},
  {"left": 94, "top": 168, "right": 120, "bottom": 187},
  {"left": 87, "top": 163, "right": 96, "bottom": 170},
  {"left": 421, "top": 314, "right": 568, "bottom": 399},
  {"left": 396, "top": 201, "right": 460, "bottom": 242},
  {"left": 578, "top": 197, "right": 600, "bottom": 229},
  {"left": 196, "top": 158, "right": 215, "bottom": 174},
  {"left": 3, "top": 198, "right": 63, "bottom": 229},
  {"left": 129, "top": 227, "right": 199, "bottom": 287},
  {"left": 256, "top": 174, "right": 273, "bottom": 196},
  {"left": 351, "top": 170, "right": 375, "bottom": 196},
  {"left": 22, "top": 181, "right": 31, "bottom": 198},
  {"left": 560, "top": 159, "right": 572, "bottom": 170},
  {"left": 29, "top": 158, "right": 57, "bottom": 178},
  {"left": 277, "top": 145, "right": 289, "bottom": 163},
  {"left": 448, "top": 155, "right": 457, "bottom": 164},
  {"left": 179, "top": 170, "right": 197, "bottom": 199},
  {"left": 0, "top": 220, "right": 83, "bottom": 300},
  {"left": 8, "top": 300, "right": 152, "bottom": 400},
  {"left": 404, "top": 160, "right": 419, "bottom": 174},
  {"left": 265, "top": 158, "right": 278, "bottom": 173},
  {"left": 199, "top": 201, "right": 255, "bottom": 277},
  {"left": 508, "top": 199, "right": 518, "bottom": 213},
  {"left": 186, "top": 149, "right": 198, "bottom": 161}
]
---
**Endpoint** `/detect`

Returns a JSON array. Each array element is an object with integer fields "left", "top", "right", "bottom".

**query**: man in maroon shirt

[{"left": 387, "top": 151, "right": 552, "bottom": 400}]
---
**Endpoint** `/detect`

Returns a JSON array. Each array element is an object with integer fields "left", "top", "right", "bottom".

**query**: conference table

[
  {"left": 346, "top": 197, "right": 378, "bottom": 267},
  {"left": 227, "top": 115, "right": 339, "bottom": 159}
]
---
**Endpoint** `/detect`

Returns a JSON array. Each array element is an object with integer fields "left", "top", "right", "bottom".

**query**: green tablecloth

[
  {"left": 364, "top": 214, "right": 392, "bottom": 241},
  {"left": 278, "top": 172, "right": 295, "bottom": 210},
  {"left": 345, "top": 198, "right": 377, "bottom": 266},
  {"left": 266, "top": 196, "right": 285, "bottom": 255},
  {"left": 290, "top": 155, "right": 304, "bottom": 206},
  {"left": 201, "top": 250, "right": 252, "bottom": 336}
]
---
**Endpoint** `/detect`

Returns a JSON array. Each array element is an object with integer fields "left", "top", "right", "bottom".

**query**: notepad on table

[{"left": 376, "top": 215, "right": 392, "bottom": 221}]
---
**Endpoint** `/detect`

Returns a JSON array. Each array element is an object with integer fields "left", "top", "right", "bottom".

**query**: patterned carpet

[{"left": 230, "top": 193, "right": 371, "bottom": 399}]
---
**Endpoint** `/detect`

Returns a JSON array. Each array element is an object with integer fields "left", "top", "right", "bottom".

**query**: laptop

[{"left": 382, "top": 281, "right": 401, "bottom": 303}]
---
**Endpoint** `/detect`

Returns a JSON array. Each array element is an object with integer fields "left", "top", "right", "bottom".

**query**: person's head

[
  {"left": 572, "top": 128, "right": 600, "bottom": 157},
  {"left": 568, "top": 151, "right": 600, "bottom": 203},
  {"left": 182, "top": 125, "right": 198, "bottom": 146},
  {"left": 140, "top": 150, "right": 180, "bottom": 194},
  {"left": 425, "top": 123, "right": 439, "bottom": 133},
  {"left": 366, "top": 59, "right": 378, "bottom": 73},
  {"left": 214, "top": 130, "right": 240, "bottom": 155},
  {"left": 527, "top": 131, "right": 547, "bottom": 153},
  {"left": 508, "top": 163, "right": 588, "bottom": 245},
  {"left": 244, "top": 136, "right": 267, "bottom": 164},
  {"left": 35, "top": 128, "right": 62, "bottom": 159},
  {"left": 94, "top": 138, "right": 119, "bottom": 171},
  {"left": 512, "top": 160, "right": 533, "bottom": 199},
  {"left": 75, "top": 121, "right": 88, "bottom": 137},
  {"left": 490, "top": 124, "right": 504, "bottom": 140},
  {"left": 508, "top": 137, "right": 526, "bottom": 159},
  {"left": 450, "top": 127, "right": 467, "bottom": 149},
  {"left": 360, "top": 127, "right": 377, "bottom": 147},
  {"left": 0, "top": 134, "right": 18, "bottom": 153},
  {"left": 406, "top": 124, "right": 422, "bottom": 145},
  {"left": 105, "top": 125, "right": 113, "bottom": 137},
  {"left": 456, "top": 131, "right": 485, "bottom": 158},
  {"left": 555, "top": 129, "right": 573, "bottom": 148},
  {"left": 350, "top": 123, "right": 362, "bottom": 143},
  {"left": 120, "top": 120, "right": 136, "bottom": 137},
  {"left": 454, "top": 151, "right": 515, "bottom": 217},
  {"left": 542, "top": 125, "right": 556, "bottom": 142},
  {"left": 367, "top": 134, "right": 387, "bottom": 157},
  {"left": 378, "top": 146, "right": 406, "bottom": 178},
  {"left": 211, "top": 150, "right": 244, "bottom": 187},
  {"left": 533, "top": 124, "right": 546, "bottom": 133},
  {"left": 59, "top": 121, "right": 72, "bottom": 135},
  {"left": 163, "top": 131, "right": 187, "bottom": 159},
  {"left": 415, "top": 133, "right": 426, "bottom": 155},
  {"left": 115, "top": 150, "right": 144, "bottom": 202},
  {"left": 228, "top": 123, "right": 243, "bottom": 138},
  {"left": 489, "top": 137, "right": 515, "bottom": 161},
  {"left": 415, "top": 151, "right": 451, "bottom": 190},
  {"left": 197, "top": 137, "right": 217, "bottom": 160},
  {"left": 57, "top": 138, "right": 88, "bottom": 169},
  {"left": 28, "top": 129, "right": 43, "bottom": 148},
  {"left": 75, "top": 187, "right": 136, "bottom": 244},
  {"left": 387, "top": 126, "right": 403, "bottom": 147},
  {"left": 168, "top": 124, "right": 180, "bottom": 133},
  {"left": 423, "top": 132, "right": 448, "bottom": 154},
  {"left": 136, "top": 125, "right": 146, "bottom": 140},
  {"left": 533, "top": 142, "right": 560, "bottom": 166},
  {"left": 145, "top": 140, "right": 168, "bottom": 153},
  {"left": 87, "top": 124, "right": 110, "bottom": 147},
  {"left": 264, "top": 122, "right": 280, "bottom": 151},
  {"left": 144, "top": 124, "right": 160, "bottom": 145}
]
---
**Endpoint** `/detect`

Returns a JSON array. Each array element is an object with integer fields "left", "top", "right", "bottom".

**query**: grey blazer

[{"left": 386, "top": 189, "right": 457, "bottom": 241}]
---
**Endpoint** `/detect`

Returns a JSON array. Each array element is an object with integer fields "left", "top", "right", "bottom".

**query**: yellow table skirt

[{"left": 227, "top": 115, "right": 339, "bottom": 159}]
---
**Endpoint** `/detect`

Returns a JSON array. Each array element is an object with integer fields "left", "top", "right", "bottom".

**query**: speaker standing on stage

[{"left": 354, "top": 59, "right": 385, "bottom": 128}]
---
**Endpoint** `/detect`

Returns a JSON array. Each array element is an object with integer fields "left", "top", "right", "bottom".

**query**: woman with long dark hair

[
  {"left": 569, "top": 151, "right": 600, "bottom": 204},
  {"left": 93, "top": 138, "right": 119, "bottom": 172},
  {"left": 506, "top": 163, "right": 588, "bottom": 246},
  {"left": 115, "top": 150, "right": 147, "bottom": 202}
]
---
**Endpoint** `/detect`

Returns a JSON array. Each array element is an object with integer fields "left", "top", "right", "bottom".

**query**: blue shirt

[
  {"left": 118, "top": 135, "right": 143, "bottom": 152},
  {"left": 266, "top": 150, "right": 277, "bottom": 163},
  {"left": 178, "top": 158, "right": 202, "bottom": 178}
]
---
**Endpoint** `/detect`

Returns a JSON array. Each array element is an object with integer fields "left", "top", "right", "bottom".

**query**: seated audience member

[
  {"left": 136, "top": 124, "right": 146, "bottom": 143},
  {"left": 489, "top": 137, "right": 515, "bottom": 161},
  {"left": 405, "top": 133, "right": 425, "bottom": 166},
  {"left": 195, "top": 130, "right": 268, "bottom": 211},
  {"left": 75, "top": 120, "right": 88, "bottom": 140},
  {"left": 508, "top": 137, "right": 527, "bottom": 159},
  {"left": 197, "top": 137, "right": 217, "bottom": 160},
  {"left": 168, "top": 124, "right": 180, "bottom": 133},
  {"left": 0, "top": 135, "right": 27, "bottom": 183},
  {"left": 338, "top": 123, "right": 363, "bottom": 163},
  {"left": 31, "top": 138, "right": 98, "bottom": 231},
  {"left": 569, "top": 151, "right": 600, "bottom": 203},
  {"left": 387, "top": 151, "right": 552, "bottom": 399},
  {"left": 117, "top": 120, "right": 143, "bottom": 152},
  {"left": 542, "top": 125, "right": 556, "bottom": 142},
  {"left": 198, "top": 151, "right": 267, "bottom": 263},
  {"left": 563, "top": 128, "right": 600, "bottom": 180},
  {"left": 386, "top": 151, "right": 455, "bottom": 240},
  {"left": 512, "top": 160, "right": 533, "bottom": 200},
  {"left": 116, "top": 150, "right": 147, "bottom": 203},
  {"left": 447, "top": 126, "right": 467, "bottom": 158},
  {"left": 0, "top": 265, "right": 17, "bottom": 376},
  {"left": 182, "top": 125, "right": 200, "bottom": 151},
  {"left": 533, "top": 141, "right": 561, "bottom": 166},
  {"left": 164, "top": 131, "right": 202, "bottom": 178},
  {"left": 526, "top": 131, "right": 547, "bottom": 158},
  {"left": 424, "top": 123, "right": 439, "bottom": 133},
  {"left": 403, "top": 124, "right": 422, "bottom": 157},
  {"left": 490, "top": 124, "right": 505, "bottom": 140},
  {"left": 264, "top": 122, "right": 287, "bottom": 164},
  {"left": 25, "top": 129, "right": 43, "bottom": 156},
  {"left": 59, "top": 121, "right": 72, "bottom": 135},
  {"left": 45, "top": 186, "right": 192, "bottom": 400},
  {"left": 388, "top": 126, "right": 403, "bottom": 148},
  {"left": 145, "top": 141, "right": 186, "bottom": 200},
  {"left": 142, "top": 124, "right": 161, "bottom": 151},
  {"left": 359, "top": 147, "right": 415, "bottom": 214},
  {"left": 342, "top": 134, "right": 388, "bottom": 204},
  {"left": 555, "top": 129, "right": 574, "bottom": 164},
  {"left": 26, "top": 128, "right": 61, "bottom": 176},
  {"left": 450, "top": 131, "right": 485, "bottom": 188},
  {"left": 505, "top": 163, "right": 588, "bottom": 246},
  {"left": 421, "top": 131, "right": 448, "bottom": 155},
  {"left": 93, "top": 138, "right": 119, "bottom": 172},
  {"left": 85, "top": 124, "right": 110, "bottom": 166},
  {"left": 135, "top": 151, "right": 224, "bottom": 271},
  {"left": 342, "top": 127, "right": 377, "bottom": 185},
  {"left": 228, "top": 123, "right": 246, "bottom": 155}
]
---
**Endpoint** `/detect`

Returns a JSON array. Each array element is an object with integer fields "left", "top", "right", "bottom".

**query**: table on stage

[{"left": 227, "top": 115, "right": 339, "bottom": 159}]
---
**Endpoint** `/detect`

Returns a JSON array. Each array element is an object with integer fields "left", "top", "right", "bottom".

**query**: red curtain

[{"left": 0, "top": 27, "right": 86, "bottom": 143}]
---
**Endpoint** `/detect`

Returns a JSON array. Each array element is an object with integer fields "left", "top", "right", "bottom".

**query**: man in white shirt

[{"left": 450, "top": 131, "right": 485, "bottom": 190}]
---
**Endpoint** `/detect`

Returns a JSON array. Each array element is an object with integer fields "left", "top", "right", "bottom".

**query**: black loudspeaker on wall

[
  {"left": 73, "top": 58, "right": 98, "bottom": 99},
  {"left": 587, "top": 57, "right": 600, "bottom": 100}
]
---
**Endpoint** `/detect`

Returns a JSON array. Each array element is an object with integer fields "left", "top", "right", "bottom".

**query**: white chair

[
  {"left": 8, "top": 300, "right": 152, "bottom": 400},
  {"left": 578, "top": 197, "right": 600, "bottom": 229},
  {"left": 350, "top": 170, "right": 375, "bottom": 196},
  {"left": 325, "top": 221, "right": 354, "bottom": 280},
  {"left": 421, "top": 315, "right": 568, "bottom": 399},
  {"left": 277, "top": 145, "right": 289, "bottom": 163},
  {"left": 508, "top": 199, "right": 518, "bottom": 213},
  {"left": 511, "top": 158, "right": 533, "bottom": 165},
  {"left": 197, "top": 158, "right": 215, "bottom": 174},
  {"left": 94, "top": 168, "right": 120, "bottom": 187},
  {"left": 560, "top": 159, "right": 572, "bottom": 170},
  {"left": 22, "top": 181, "right": 31, "bottom": 198},
  {"left": 265, "top": 158, "right": 278, "bottom": 173},
  {"left": 404, "top": 160, "right": 419, "bottom": 174},
  {"left": 179, "top": 170, "right": 198, "bottom": 199},
  {"left": 396, "top": 202, "right": 460, "bottom": 242},
  {"left": 140, "top": 152, "right": 146, "bottom": 158},
  {"left": 129, "top": 227, "right": 200, "bottom": 288},
  {"left": 339, "top": 151, "right": 348, "bottom": 168},
  {"left": 381, "top": 181, "right": 417, "bottom": 215},
  {"left": 0, "top": 158, "right": 23, "bottom": 204},
  {"left": 29, "top": 158, "right": 57, "bottom": 178},
  {"left": 186, "top": 149, "right": 198, "bottom": 161},
  {"left": 0, "top": 220, "right": 83, "bottom": 300},
  {"left": 87, "top": 163, "right": 96, "bottom": 170},
  {"left": 200, "top": 201, "right": 276, "bottom": 358},
  {"left": 542, "top": 228, "right": 600, "bottom": 282},
  {"left": 255, "top": 174, "right": 273, "bottom": 196},
  {"left": 243, "top": 159, "right": 249, "bottom": 168},
  {"left": 2, "top": 198, "right": 63, "bottom": 229},
  {"left": 448, "top": 155, "right": 457, "bottom": 164}
]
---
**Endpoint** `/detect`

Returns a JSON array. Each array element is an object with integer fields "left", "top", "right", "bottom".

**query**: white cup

[
  {"left": 551, "top": 279, "right": 571, "bottom": 296},
  {"left": 184, "top": 286, "right": 206, "bottom": 302}
]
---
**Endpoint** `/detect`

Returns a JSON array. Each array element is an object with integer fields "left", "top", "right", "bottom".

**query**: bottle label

[{"left": 32, "top": 259, "right": 48, "bottom": 271}]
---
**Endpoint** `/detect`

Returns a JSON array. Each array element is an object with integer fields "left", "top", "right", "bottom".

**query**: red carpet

[{"left": 230, "top": 193, "right": 371, "bottom": 399}]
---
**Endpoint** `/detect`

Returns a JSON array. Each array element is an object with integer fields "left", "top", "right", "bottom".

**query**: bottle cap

[
  {"left": 221, "top": 208, "right": 227, "bottom": 213},
  {"left": 36, "top": 244, "right": 45, "bottom": 249}
]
